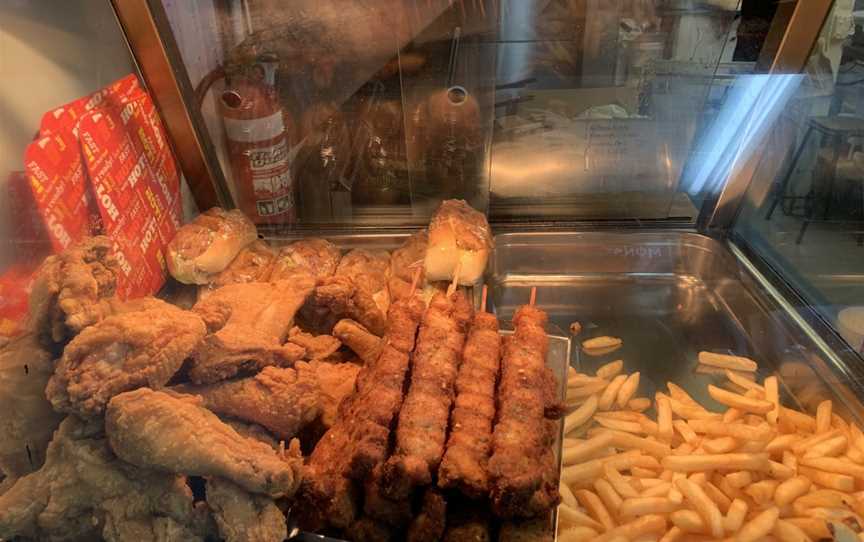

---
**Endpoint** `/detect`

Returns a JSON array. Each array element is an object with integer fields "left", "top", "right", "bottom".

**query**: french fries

[
  {"left": 583, "top": 336, "right": 623, "bottom": 357},
  {"left": 558, "top": 361, "right": 864, "bottom": 542},
  {"left": 697, "top": 351, "right": 758, "bottom": 372}
]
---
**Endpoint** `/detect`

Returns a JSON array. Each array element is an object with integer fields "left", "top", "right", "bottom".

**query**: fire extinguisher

[{"left": 198, "top": 53, "right": 296, "bottom": 224}]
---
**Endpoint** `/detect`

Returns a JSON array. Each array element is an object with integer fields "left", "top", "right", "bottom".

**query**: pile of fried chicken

[{"left": 0, "top": 202, "right": 563, "bottom": 542}]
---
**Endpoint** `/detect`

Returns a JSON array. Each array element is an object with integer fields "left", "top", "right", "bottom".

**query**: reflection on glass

[
  {"left": 734, "top": 2, "right": 864, "bottom": 355},
  {"left": 160, "top": 0, "right": 800, "bottom": 227}
]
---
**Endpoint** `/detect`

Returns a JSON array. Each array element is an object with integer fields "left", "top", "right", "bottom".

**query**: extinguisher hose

[{"left": 193, "top": 66, "right": 227, "bottom": 111}]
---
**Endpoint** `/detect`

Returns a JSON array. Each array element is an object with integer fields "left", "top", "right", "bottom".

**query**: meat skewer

[
  {"left": 438, "top": 285, "right": 502, "bottom": 498},
  {"left": 296, "top": 270, "right": 424, "bottom": 530},
  {"left": 381, "top": 280, "right": 473, "bottom": 499},
  {"left": 488, "top": 287, "right": 561, "bottom": 518}
]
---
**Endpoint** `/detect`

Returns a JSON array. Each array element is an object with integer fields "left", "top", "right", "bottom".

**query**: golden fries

[
  {"left": 707, "top": 385, "right": 773, "bottom": 414},
  {"left": 556, "top": 364, "right": 864, "bottom": 542},
  {"left": 596, "top": 360, "right": 624, "bottom": 380},
  {"left": 583, "top": 336, "right": 623, "bottom": 357},
  {"left": 697, "top": 351, "right": 758, "bottom": 372}
]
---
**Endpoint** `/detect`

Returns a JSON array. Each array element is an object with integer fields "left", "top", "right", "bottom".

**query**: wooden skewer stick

[
  {"left": 529, "top": 286, "right": 537, "bottom": 306},
  {"left": 409, "top": 267, "right": 423, "bottom": 298},
  {"left": 480, "top": 284, "right": 488, "bottom": 313},
  {"left": 447, "top": 261, "right": 462, "bottom": 298}
]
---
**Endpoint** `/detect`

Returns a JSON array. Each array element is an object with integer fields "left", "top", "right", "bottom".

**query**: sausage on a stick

[{"left": 438, "top": 285, "right": 502, "bottom": 498}]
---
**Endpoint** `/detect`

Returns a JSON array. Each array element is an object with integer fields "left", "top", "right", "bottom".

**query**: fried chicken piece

[
  {"left": 296, "top": 297, "right": 424, "bottom": 531},
  {"left": 0, "top": 333, "right": 63, "bottom": 481},
  {"left": 337, "top": 248, "right": 391, "bottom": 314},
  {"left": 206, "top": 477, "right": 287, "bottom": 542},
  {"left": 270, "top": 237, "right": 342, "bottom": 280},
  {"left": 363, "top": 464, "right": 411, "bottom": 527},
  {"left": 28, "top": 235, "right": 119, "bottom": 344},
  {"left": 287, "top": 327, "right": 342, "bottom": 360},
  {"left": 190, "top": 276, "right": 316, "bottom": 384},
  {"left": 498, "top": 515, "right": 554, "bottom": 542},
  {"left": 351, "top": 517, "right": 394, "bottom": 542},
  {"left": 438, "top": 311, "right": 501, "bottom": 498},
  {"left": 310, "top": 360, "right": 361, "bottom": 428},
  {"left": 381, "top": 291, "right": 473, "bottom": 499},
  {"left": 407, "top": 489, "right": 447, "bottom": 542},
  {"left": 106, "top": 388, "right": 303, "bottom": 498},
  {"left": 174, "top": 364, "right": 320, "bottom": 440},
  {"left": 313, "top": 275, "right": 388, "bottom": 336},
  {"left": 223, "top": 419, "right": 279, "bottom": 450},
  {"left": 208, "top": 240, "right": 276, "bottom": 290},
  {"left": 388, "top": 230, "right": 428, "bottom": 302},
  {"left": 333, "top": 318, "right": 383, "bottom": 364},
  {"left": 488, "top": 305, "right": 561, "bottom": 518},
  {"left": 0, "top": 417, "right": 212, "bottom": 542},
  {"left": 45, "top": 301, "right": 207, "bottom": 418},
  {"left": 442, "top": 508, "right": 491, "bottom": 542}
]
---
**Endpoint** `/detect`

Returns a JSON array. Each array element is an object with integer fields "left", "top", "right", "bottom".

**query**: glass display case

[{"left": 4, "top": 0, "right": 864, "bottom": 541}]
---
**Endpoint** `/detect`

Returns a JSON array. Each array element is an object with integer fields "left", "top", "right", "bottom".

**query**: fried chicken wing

[
  {"left": 406, "top": 489, "right": 447, "bottom": 542},
  {"left": 270, "top": 238, "right": 341, "bottom": 280},
  {"left": 438, "top": 312, "right": 501, "bottom": 498},
  {"left": 106, "top": 388, "right": 303, "bottom": 498},
  {"left": 381, "top": 291, "right": 472, "bottom": 499},
  {"left": 174, "top": 364, "right": 320, "bottom": 440},
  {"left": 206, "top": 477, "right": 287, "bottom": 542},
  {"left": 208, "top": 240, "right": 276, "bottom": 290},
  {"left": 190, "top": 276, "right": 316, "bottom": 384},
  {"left": 488, "top": 305, "right": 560, "bottom": 518},
  {"left": 337, "top": 248, "right": 391, "bottom": 314},
  {"left": 0, "top": 333, "right": 63, "bottom": 481},
  {"left": 28, "top": 236, "right": 119, "bottom": 344},
  {"left": 310, "top": 360, "right": 361, "bottom": 429},
  {"left": 332, "top": 319, "right": 382, "bottom": 364},
  {"left": 45, "top": 301, "right": 206, "bottom": 417},
  {"left": 0, "top": 417, "right": 212, "bottom": 542}
]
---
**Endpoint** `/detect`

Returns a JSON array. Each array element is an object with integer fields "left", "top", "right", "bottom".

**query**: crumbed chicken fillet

[
  {"left": 45, "top": 300, "right": 206, "bottom": 417},
  {"left": 106, "top": 388, "right": 303, "bottom": 498},
  {"left": 174, "top": 363, "right": 320, "bottom": 440},
  {"left": 270, "top": 238, "right": 341, "bottom": 280}
]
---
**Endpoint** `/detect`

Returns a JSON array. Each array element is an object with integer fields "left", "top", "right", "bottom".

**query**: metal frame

[
  {"left": 699, "top": 0, "right": 836, "bottom": 234},
  {"left": 109, "top": 0, "right": 233, "bottom": 211}
]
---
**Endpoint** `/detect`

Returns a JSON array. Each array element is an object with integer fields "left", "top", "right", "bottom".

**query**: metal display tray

[{"left": 486, "top": 231, "right": 864, "bottom": 422}]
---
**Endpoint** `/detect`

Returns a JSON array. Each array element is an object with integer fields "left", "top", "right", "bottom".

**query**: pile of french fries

[{"left": 557, "top": 352, "right": 864, "bottom": 542}]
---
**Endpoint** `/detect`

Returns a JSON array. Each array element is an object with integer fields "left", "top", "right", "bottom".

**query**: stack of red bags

[{"left": 1, "top": 74, "right": 182, "bottom": 339}]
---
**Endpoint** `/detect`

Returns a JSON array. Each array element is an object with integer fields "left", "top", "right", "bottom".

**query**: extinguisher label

[
  {"left": 256, "top": 192, "right": 294, "bottom": 217},
  {"left": 223, "top": 111, "right": 285, "bottom": 143},
  {"left": 248, "top": 140, "right": 289, "bottom": 171},
  {"left": 253, "top": 169, "right": 292, "bottom": 193}
]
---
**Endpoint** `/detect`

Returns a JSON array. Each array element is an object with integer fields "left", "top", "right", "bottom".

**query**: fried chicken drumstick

[
  {"left": 297, "top": 295, "right": 424, "bottom": 530},
  {"left": 381, "top": 290, "right": 473, "bottom": 499},
  {"left": 106, "top": 388, "right": 303, "bottom": 498},
  {"left": 488, "top": 302, "right": 561, "bottom": 518},
  {"left": 438, "top": 304, "right": 501, "bottom": 498}
]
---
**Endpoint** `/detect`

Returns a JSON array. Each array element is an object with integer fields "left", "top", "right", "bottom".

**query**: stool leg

[{"left": 767, "top": 126, "right": 813, "bottom": 220}]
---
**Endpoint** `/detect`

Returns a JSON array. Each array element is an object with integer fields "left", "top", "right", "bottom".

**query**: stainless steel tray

[{"left": 486, "top": 231, "right": 864, "bottom": 422}]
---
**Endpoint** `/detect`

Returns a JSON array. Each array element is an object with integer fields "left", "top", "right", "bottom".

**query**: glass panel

[
  {"left": 160, "top": 0, "right": 801, "bottom": 229},
  {"left": 733, "top": 0, "right": 864, "bottom": 355}
]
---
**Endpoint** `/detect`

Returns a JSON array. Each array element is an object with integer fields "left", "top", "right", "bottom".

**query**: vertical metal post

[
  {"left": 109, "top": 0, "right": 233, "bottom": 211},
  {"left": 700, "top": 0, "right": 835, "bottom": 233}
]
